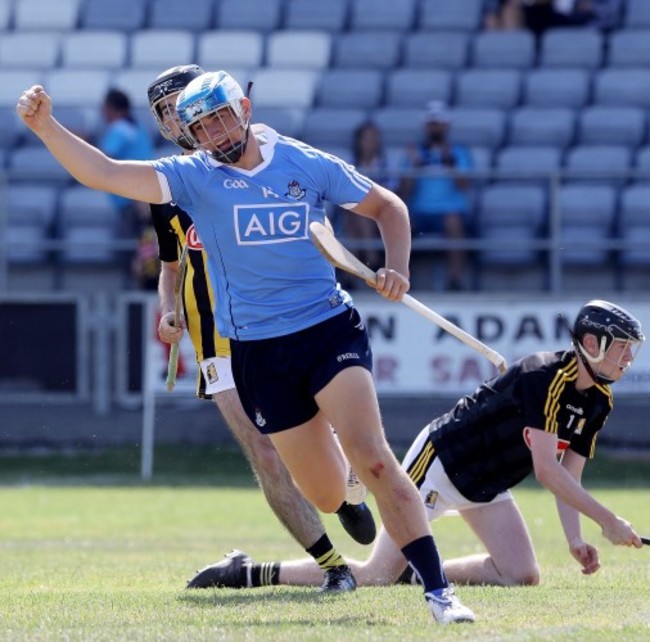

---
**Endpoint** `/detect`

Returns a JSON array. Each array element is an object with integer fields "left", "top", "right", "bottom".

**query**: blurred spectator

[
  {"left": 398, "top": 102, "right": 473, "bottom": 292},
  {"left": 507, "top": 0, "right": 622, "bottom": 35},
  {"left": 484, "top": 0, "right": 524, "bottom": 30},
  {"left": 98, "top": 88, "right": 156, "bottom": 288},
  {"left": 342, "top": 122, "right": 394, "bottom": 274}
]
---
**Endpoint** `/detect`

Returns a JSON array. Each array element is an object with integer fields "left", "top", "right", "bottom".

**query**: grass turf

[{"left": 0, "top": 447, "right": 648, "bottom": 641}]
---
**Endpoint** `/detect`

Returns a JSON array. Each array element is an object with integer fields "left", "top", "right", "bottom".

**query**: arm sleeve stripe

[{"left": 544, "top": 359, "right": 578, "bottom": 434}]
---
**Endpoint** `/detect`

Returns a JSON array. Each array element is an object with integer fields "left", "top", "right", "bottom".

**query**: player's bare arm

[
  {"left": 158, "top": 260, "right": 184, "bottom": 345},
  {"left": 528, "top": 429, "right": 642, "bottom": 547},
  {"left": 17, "top": 85, "right": 163, "bottom": 204},
  {"left": 351, "top": 183, "right": 411, "bottom": 301},
  {"left": 555, "top": 449, "right": 601, "bottom": 575}
]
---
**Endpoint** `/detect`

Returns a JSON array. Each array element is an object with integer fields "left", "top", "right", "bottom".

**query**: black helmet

[
  {"left": 147, "top": 64, "right": 205, "bottom": 150},
  {"left": 572, "top": 300, "right": 644, "bottom": 384},
  {"left": 574, "top": 300, "right": 644, "bottom": 346}
]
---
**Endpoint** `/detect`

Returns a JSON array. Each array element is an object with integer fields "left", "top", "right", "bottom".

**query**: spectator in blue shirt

[
  {"left": 99, "top": 88, "right": 156, "bottom": 287},
  {"left": 398, "top": 101, "right": 473, "bottom": 291}
]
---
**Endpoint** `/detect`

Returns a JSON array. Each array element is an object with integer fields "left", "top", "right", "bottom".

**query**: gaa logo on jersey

[
  {"left": 235, "top": 203, "right": 309, "bottom": 245},
  {"left": 186, "top": 224, "right": 204, "bottom": 250}
]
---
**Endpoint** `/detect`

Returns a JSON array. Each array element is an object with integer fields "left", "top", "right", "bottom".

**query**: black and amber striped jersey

[
  {"left": 150, "top": 202, "right": 230, "bottom": 365},
  {"left": 428, "top": 350, "right": 613, "bottom": 503}
]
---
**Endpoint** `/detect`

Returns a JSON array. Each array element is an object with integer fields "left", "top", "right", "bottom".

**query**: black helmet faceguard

[
  {"left": 147, "top": 65, "right": 205, "bottom": 150},
  {"left": 571, "top": 300, "right": 644, "bottom": 384}
]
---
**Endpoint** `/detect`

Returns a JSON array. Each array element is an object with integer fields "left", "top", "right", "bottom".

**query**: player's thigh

[
  {"left": 459, "top": 499, "right": 538, "bottom": 578},
  {"left": 315, "top": 365, "right": 386, "bottom": 459},
  {"left": 269, "top": 412, "right": 346, "bottom": 512}
]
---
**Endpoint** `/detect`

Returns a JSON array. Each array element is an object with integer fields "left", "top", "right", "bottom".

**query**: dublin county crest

[{"left": 285, "top": 180, "right": 306, "bottom": 200}]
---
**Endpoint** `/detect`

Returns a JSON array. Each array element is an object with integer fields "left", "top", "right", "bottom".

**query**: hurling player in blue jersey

[
  {"left": 17, "top": 73, "right": 475, "bottom": 624},
  {"left": 148, "top": 65, "right": 376, "bottom": 594},
  {"left": 196, "top": 300, "right": 645, "bottom": 591}
]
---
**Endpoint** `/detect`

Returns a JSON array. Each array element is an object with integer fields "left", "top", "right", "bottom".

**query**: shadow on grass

[{"left": 179, "top": 587, "right": 354, "bottom": 608}]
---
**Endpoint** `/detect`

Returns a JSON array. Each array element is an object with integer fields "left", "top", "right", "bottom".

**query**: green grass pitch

[{"left": 0, "top": 447, "right": 648, "bottom": 641}]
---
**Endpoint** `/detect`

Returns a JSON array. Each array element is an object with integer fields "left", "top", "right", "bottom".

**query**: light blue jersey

[{"left": 151, "top": 126, "right": 373, "bottom": 340}]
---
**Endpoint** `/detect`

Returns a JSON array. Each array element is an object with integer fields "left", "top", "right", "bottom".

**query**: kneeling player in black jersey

[{"left": 194, "top": 300, "right": 646, "bottom": 589}]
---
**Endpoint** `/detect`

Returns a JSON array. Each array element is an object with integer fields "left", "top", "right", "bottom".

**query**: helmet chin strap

[
  {"left": 575, "top": 336, "right": 615, "bottom": 385},
  {"left": 559, "top": 314, "right": 614, "bottom": 385}
]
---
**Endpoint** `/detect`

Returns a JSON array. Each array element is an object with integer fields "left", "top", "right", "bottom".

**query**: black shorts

[{"left": 231, "top": 307, "right": 373, "bottom": 434}]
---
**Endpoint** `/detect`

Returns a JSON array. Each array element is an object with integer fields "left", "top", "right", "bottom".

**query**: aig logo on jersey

[{"left": 235, "top": 203, "right": 309, "bottom": 245}]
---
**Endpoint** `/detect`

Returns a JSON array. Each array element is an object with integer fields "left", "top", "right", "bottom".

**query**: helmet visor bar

[{"left": 184, "top": 103, "right": 249, "bottom": 163}]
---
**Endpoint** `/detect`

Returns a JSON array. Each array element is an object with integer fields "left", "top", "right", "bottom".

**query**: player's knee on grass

[{"left": 499, "top": 561, "right": 540, "bottom": 587}]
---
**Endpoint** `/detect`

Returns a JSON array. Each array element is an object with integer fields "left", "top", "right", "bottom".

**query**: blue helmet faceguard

[
  {"left": 572, "top": 299, "right": 644, "bottom": 384},
  {"left": 176, "top": 71, "right": 250, "bottom": 164},
  {"left": 147, "top": 64, "right": 205, "bottom": 150}
]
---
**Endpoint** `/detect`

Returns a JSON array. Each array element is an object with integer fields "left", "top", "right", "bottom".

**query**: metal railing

[{"left": 1, "top": 166, "right": 650, "bottom": 294}]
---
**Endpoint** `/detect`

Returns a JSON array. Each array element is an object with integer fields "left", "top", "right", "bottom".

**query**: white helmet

[{"left": 176, "top": 71, "right": 250, "bottom": 163}]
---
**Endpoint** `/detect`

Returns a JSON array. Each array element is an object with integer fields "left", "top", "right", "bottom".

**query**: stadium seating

[
  {"left": 0, "top": 32, "right": 62, "bottom": 69},
  {"left": 8, "top": 146, "right": 73, "bottom": 185},
  {"left": 564, "top": 145, "right": 632, "bottom": 187},
  {"left": 302, "top": 108, "right": 368, "bottom": 147},
  {"left": 13, "top": 0, "right": 81, "bottom": 31},
  {"left": 593, "top": 68, "right": 650, "bottom": 108},
  {"left": 148, "top": 0, "right": 214, "bottom": 31},
  {"left": 0, "top": 0, "right": 12, "bottom": 30},
  {"left": 197, "top": 31, "right": 264, "bottom": 70},
  {"left": 557, "top": 184, "right": 618, "bottom": 266},
  {"left": 404, "top": 32, "right": 470, "bottom": 70},
  {"left": 333, "top": 31, "right": 403, "bottom": 69},
  {"left": 2, "top": 0, "right": 650, "bottom": 294},
  {"left": 253, "top": 107, "right": 305, "bottom": 139},
  {"left": 624, "top": 0, "right": 650, "bottom": 28},
  {"left": 43, "top": 69, "right": 112, "bottom": 107},
  {"left": 316, "top": 69, "right": 384, "bottom": 109},
  {"left": 455, "top": 69, "right": 522, "bottom": 109},
  {"left": 470, "top": 30, "right": 536, "bottom": 69},
  {"left": 539, "top": 28, "right": 604, "bottom": 69},
  {"left": 216, "top": 0, "right": 283, "bottom": 32},
  {"left": 61, "top": 31, "right": 128, "bottom": 69},
  {"left": 58, "top": 186, "right": 121, "bottom": 264},
  {"left": 5, "top": 184, "right": 59, "bottom": 264},
  {"left": 80, "top": 0, "right": 147, "bottom": 32},
  {"left": 476, "top": 184, "right": 547, "bottom": 266},
  {"left": 496, "top": 146, "right": 562, "bottom": 184},
  {"left": 618, "top": 185, "right": 650, "bottom": 269},
  {"left": 449, "top": 107, "right": 507, "bottom": 149},
  {"left": 250, "top": 69, "right": 319, "bottom": 108},
  {"left": 266, "top": 31, "right": 332, "bottom": 69},
  {"left": 129, "top": 30, "right": 196, "bottom": 69},
  {"left": 385, "top": 69, "right": 452, "bottom": 108},
  {"left": 349, "top": 0, "right": 417, "bottom": 32},
  {"left": 577, "top": 106, "right": 646, "bottom": 147},
  {"left": 419, "top": 0, "right": 484, "bottom": 32},
  {"left": 508, "top": 107, "right": 576, "bottom": 149},
  {"left": 284, "top": 0, "right": 350, "bottom": 32},
  {"left": 0, "top": 106, "right": 22, "bottom": 150},
  {"left": 523, "top": 69, "right": 591, "bottom": 109},
  {"left": 371, "top": 107, "right": 423, "bottom": 146},
  {"left": 608, "top": 30, "right": 650, "bottom": 67}
]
